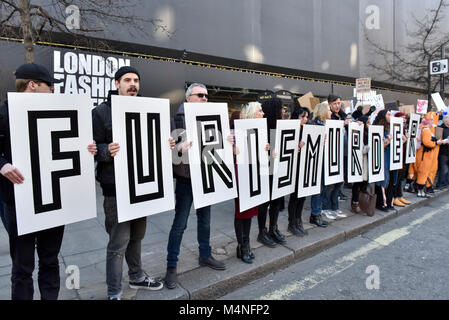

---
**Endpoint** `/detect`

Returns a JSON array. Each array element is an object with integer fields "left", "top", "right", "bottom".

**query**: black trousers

[
  {"left": 287, "top": 193, "right": 305, "bottom": 224},
  {"left": 258, "top": 198, "right": 282, "bottom": 232},
  {"left": 4, "top": 202, "right": 64, "bottom": 300},
  {"left": 351, "top": 181, "right": 368, "bottom": 203}
]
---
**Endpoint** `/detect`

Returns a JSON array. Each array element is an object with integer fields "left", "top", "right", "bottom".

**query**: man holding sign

[
  {"left": 92, "top": 66, "right": 167, "bottom": 300},
  {"left": 0, "top": 64, "right": 65, "bottom": 300}
]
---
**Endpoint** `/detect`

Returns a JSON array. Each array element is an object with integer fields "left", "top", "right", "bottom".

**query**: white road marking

[{"left": 260, "top": 203, "right": 449, "bottom": 300}]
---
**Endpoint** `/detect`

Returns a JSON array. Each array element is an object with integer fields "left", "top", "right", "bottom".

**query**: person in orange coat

[
  {"left": 414, "top": 118, "right": 446, "bottom": 197},
  {"left": 426, "top": 112, "right": 441, "bottom": 192}
]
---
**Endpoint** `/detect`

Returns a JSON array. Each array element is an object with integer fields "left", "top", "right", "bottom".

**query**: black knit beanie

[{"left": 114, "top": 66, "right": 140, "bottom": 81}]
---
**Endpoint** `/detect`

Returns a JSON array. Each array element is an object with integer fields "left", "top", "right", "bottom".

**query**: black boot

[
  {"left": 310, "top": 214, "right": 328, "bottom": 227},
  {"left": 241, "top": 239, "right": 252, "bottom": 264},
  {"left": 236, "top": 244, "right": 242, "bottom": 259},
  {"left": 269, "top": 225, "right": 286, "bottom": 244},
  {"left": 257, "top": 228, "right": 277, "bottom": 247},
  {"left": 288, "top": 221, "right": 302, "bottom": 236},
  {"left": 296, "top": 218, "right": 308, "bottom": 236}
]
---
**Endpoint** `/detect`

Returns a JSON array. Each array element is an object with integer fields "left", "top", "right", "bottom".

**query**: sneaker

[
  {"left": 332, "top": 210, "right": 348, "bottom": 218},
  {"left": 338, "top": 192, "right": 348, "bottom": 201},
  {"left": 129, "top": 276, "right": 163, "bottom": 291},
  {"left": 108, "top": 296, "right": 120, "bottom": 300},
  {"left": 322, "top": 210, "right": 337, "bottom": 220}
]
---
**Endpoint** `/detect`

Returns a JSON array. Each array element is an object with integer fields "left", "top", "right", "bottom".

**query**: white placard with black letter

[
  {"left": 324, "top": 120, "right": 344, "bottom": 185},
  {"left": 271, "top": 120, "right": 301, "bottom": 200},
  {"left": 112, "top": 95, "right": 175, "bottom": 222},
  {"left": 368, "top": 125, "right": 385, "bottom": 183},
  {"left": 184, "top": 103, "right": 237, "bottom": 209},
  {"left": 297, "top": 125, "right": 326, "bottom": 198},
  {"left": 347, "top": 122, "right": 364, "bottom": 183},
  {"left": 7, "top": 93, "right": 96, "bottom": 235},
  {"left": 406, "top": 113, "right": 421, "bottom": 164},
  {"left": 234, "top": 118, "right": 270, "bottom": 212},
  {"left": 390, "top": 117, "right": 404, "bottom": 171}
]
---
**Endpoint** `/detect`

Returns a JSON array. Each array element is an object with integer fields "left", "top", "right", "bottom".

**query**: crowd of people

[{"left": 0, "top": 62, "right": 448, "bottom": 301}]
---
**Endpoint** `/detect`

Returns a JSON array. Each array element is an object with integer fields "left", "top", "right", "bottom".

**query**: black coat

[
  {"left": 92, "top": 90, "right": 117, "bottom": 196},
  {"left": 0, "top": 100, "right": 14, "bottom": 203}
]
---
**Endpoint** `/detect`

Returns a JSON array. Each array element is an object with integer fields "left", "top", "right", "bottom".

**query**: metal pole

[{"left": 441, "top": 46, "right": 445, "bottom": 98}]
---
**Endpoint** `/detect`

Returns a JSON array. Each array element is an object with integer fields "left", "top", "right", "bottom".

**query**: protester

[
  {"left": 92, "top": 66, "right": 167, "bottom": 300},
  {"left": 327, "top": 94, "right": 350, "bottom": 202},
  {"left": 411, "top": 118, "right": 446, "bottom": 197},
  {"left": 309, "top": 102, "right": 331, "bottom": 227},
  {"left": 257, "top": 98, "right": 286, "bottom": 246},
  {"left": 231, "top": 102, "right": 269, "bottom": 263},
  {"left": 165, "top": 83, "right": 227, "bottom": 289},
  {"left": 372, "top": 110, "right": 393, "bottom": 211},
  {"left": 0, "top": 63, "right": 66, "bottom": 300},
  {"left": 349, "top": 115, "right": 370, "bottom": 213},
  {"left": 387, "top": 112, "right": 411, "bottom": 208},
  {"left": 436, "top": 115, "right": 449, "bottom": 189},
  {"left": 287, "top": 106, "right": 309, "bottom": 236}
]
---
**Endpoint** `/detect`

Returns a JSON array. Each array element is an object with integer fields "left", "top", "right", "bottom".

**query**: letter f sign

[{"left": 28, "top": 111, "right": 81, "bottom": 214}]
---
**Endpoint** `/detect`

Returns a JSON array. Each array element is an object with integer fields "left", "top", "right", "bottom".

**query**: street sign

[{"left": 430, "top": 59, "right": 448, "bottom": 75}]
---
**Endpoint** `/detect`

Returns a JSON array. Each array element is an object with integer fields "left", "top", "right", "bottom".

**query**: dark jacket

[
  {"left": 439, "top": 123, "right": 449, "bottom": 156},
  {"left": 0, "top": 101, "right": 14, "bottom": 203},
  {"left": 92, "top": 90, "right": 117, "bottom": 196},
  {"left": 171, "top": 103, "right": 191, "bottom": 181}
]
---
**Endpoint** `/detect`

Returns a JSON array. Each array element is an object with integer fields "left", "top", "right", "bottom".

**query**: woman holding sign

[
  {"left": 372, "top": 110, "right": 393, "bottom": 212},
  {"left": 257, "top": 98, "right": 287, "bottom": 247},
  {"left": 287, "top": 106, "right": 309, "bottom": 236}
]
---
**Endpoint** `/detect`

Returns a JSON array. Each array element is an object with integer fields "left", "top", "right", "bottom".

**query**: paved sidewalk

[{"left": 0, "top": 183, "right": 446, "bottom": 300}]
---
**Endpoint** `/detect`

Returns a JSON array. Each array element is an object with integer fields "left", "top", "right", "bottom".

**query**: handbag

[{"left": 359, "top": 184, "right": 377, "bottom": 217}]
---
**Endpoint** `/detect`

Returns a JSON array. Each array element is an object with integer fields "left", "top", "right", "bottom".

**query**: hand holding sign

[{"left": 0, "top": 163, "right": 24, "bottom": 184}]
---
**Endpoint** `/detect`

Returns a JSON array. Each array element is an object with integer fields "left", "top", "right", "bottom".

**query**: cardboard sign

[
  {"left": 234, "top": 118, "right": 270, "bottom": 212},
  {"left": 356, "top": 78, "right": 371, "bottom": 92},
  {"left": 297, "top": 125, "right": 326, "bottom": 198},
  {"left": 112, "top": 95, "right": 175, "bottom": 223},
  {"left": 390, "top": 117, "right": 404, "bottom": 171},
  {"left": 7, "top": 93, "right": 97, "bottom": 235},
  {"left": 324, "top": 120, "right": 344, "bottom": 185},
  {"left": 185, "top": 103, "right": 237, "bottom": 209},
  {"left": 399, "top": 105, "right": 415, "bottom": 114},
  {"left": 271, "top": 120, "right": 301, "bottom": 200},
  {"left": 368, "top": 125, "right": 385, "bottom": 183},
  {"left": 431, "top": 93, "right": 446, "bottom": 111},
  {"left": 416, "top": 100, "right": 428, "bottom": 114},
  {"left": 298, "top": 92, "right": 314, "bottom": 110}
]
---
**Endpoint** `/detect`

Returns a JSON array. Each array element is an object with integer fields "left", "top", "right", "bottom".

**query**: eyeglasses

[{"left": 190, "top": 93, "right": 209, "bottom": 99}]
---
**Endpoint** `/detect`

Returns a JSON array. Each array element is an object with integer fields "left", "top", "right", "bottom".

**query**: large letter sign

[
  {"left": 271, "top": 120, "right": 301, "bottom": 200},
  {"left": 7, "top": 93, "right": 96, "bottom": 235},
  {"left": 112, "top": 96, "right": 174, "bottom": 222},
  {"left": 297, "top": 125, "right": 325, "bottom": 198},
  {"left": 184, "top": 103, "right": 237, "bottom": 209},
  {"left": 234, "top": 118, "right": 270, "bottom": 212},
  {"left": 406, "top": 113, "right": 420, "bottom": 164},
  {"left": 368, "top": 125, "right": 385, "bottom": 183},
  {"left": 348, "top": 122, "right": 364, "bottom": 183},
  {"left": 324, "top": 120, "right": 344, "bottom": 185},
  {"left": 390, "top": 117, "right": 404, "bottom": 171}
]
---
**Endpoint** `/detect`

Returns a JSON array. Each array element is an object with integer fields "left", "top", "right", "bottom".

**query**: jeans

[
  {"left": 437, "top": 154, "right": 449, "bottom": 187},
  {"left": 323, "top": 182, "right": 342, "bottom": 211},
  {"left": 104, "top": 196, "right": 146, "bottom": 297},
  {"left": 4, "top": 202, "right": 64, "bottom": 300},
  {"left": 167, "top": 179, "right": 211, "bottom": 268}
]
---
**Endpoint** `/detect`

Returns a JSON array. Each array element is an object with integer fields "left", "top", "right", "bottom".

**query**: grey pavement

[{"left": 0, "top": 182, "right": 446, "bottom": 300}]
